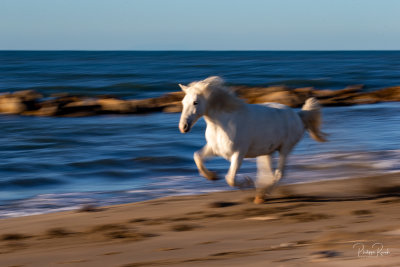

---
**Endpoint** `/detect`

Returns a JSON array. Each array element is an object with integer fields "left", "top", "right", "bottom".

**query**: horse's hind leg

[
  {"left": 254, "top": 154, "right": 275, "bottom": 204},
  {"left": 254, "top": 151, "right": 289, "bottom": 204},
  {"left": 275, "top": 150, "right": 288, "bottom": 183},
  {"left": 194, "top": 144, "right": 218, "bottom": 180}
]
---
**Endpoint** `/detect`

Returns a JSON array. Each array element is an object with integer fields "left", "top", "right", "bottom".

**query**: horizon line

[{"left": 1, "top": 49, "right": 400, "bottom": 52}]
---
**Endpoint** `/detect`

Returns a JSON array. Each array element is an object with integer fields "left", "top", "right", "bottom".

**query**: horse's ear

[{"left": 179, "top": 84, "right": 188, "bottom": 92}]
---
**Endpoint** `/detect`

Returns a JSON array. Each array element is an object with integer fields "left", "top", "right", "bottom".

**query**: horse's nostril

[{"left": 179, "top": 122, "right": 190, "bottom": 133}]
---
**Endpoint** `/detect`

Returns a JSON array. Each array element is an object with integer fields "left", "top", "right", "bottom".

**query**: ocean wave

[
  {"left": 0, "top": 177, "right": 64, "bottom": 188},
  {"left": 68, "top": 158, "right": 131, "bottom": 168},
  {"left": 132, "top": 155, "right": 191, "bottom": 165}
]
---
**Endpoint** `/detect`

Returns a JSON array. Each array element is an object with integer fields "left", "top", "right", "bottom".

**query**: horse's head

[{"left": 178, "top": 83, "right": 206, "bottom": 133}]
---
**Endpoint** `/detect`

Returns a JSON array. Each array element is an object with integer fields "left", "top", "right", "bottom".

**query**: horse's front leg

[
  {"left": 194, "top": 144, "right": 218, "bottom": 180},
  {"left": 225, "top": 152, "right": 244, "bottom": 187}
]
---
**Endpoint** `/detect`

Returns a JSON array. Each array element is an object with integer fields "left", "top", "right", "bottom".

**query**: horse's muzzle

[{"left": 179, "top": 122, "right": 191, "bottom": 133}]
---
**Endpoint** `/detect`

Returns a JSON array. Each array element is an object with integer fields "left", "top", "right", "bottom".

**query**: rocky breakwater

[
  {"left": 0, "top": 90, "right": 184, "bottom": 117},
  {"left": 0, "top": 86, "right": 399, "bottom": 117},
  {"left": 234, "top": 85, "right": 400, "bottom": 107}
]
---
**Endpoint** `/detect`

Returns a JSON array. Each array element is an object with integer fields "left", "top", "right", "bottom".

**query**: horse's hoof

[
  {"left": 253, "top": 196, "right": 265, "bottom": 204},
  {"left": 225, "top": 178, "right": 235, "bottom": 187},
  {"left": 205, "top": 171, "right": 218, "bottom": 181}
]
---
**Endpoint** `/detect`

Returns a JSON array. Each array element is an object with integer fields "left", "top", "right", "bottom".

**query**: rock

[
  {"left": 12, "top": 90, "right": 43, "bottom": 101},
  {"left": 57, "top": 100, "right": 101, "bottom": 117},
  {"left": 24, "top": 106, "right": 59, "bottom": 116},
  {"left": 0, "top": 90, "right": 43, "bottom": 114},
  {"left": 237, "top": 84, "right": 366, "bottom": 107},
  {"left": 38, "top": 95, "right": 82, "bottom": 111},
  {"left": 128, "top": 92, "right": 184, "bottom": 114},
  {"left": 363, "top": 86, "right": 400, "bottom": 102},
  {"left": 27, "top": 96, "right": 100, "bottom": 117},
  {"left": 162, "top": 102, "right": 182, "bottom": 113},
  {"left": 293, "top": 87, "right": 314, "bottom": 99},
  {"left": 312, "top": 85, "right": 363, "bottom": 99},
  {"left": 235, "top": 86, "right": 288, "bottom": 104},
  {"left": 0, "top": 94, "right": 27, "bottom": 114},
  {"left": 160, "top": 91, "right": 185, "bottom": 102},
  {"left": 254, "top": 90, "right": 304, "bottom": 107},
  {"left": 97, "top": 98, "right": 134, "bottom": 113},
  {"left": 129, "top": 99, "right": 165, "bottom": 113},
  {"left": 317, "top": 86, "right": 398, "bottom": 106}
]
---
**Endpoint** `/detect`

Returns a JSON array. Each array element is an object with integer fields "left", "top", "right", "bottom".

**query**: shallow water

[{"left": 0, "top": 51, "right": 399, "bottom": 218}]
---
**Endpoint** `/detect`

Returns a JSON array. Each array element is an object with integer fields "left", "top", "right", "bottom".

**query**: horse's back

[
  {"left": 250, "top": 102, "right": 300, "bottom": 123},
  {"left": 244, "top": 102, "right": 304, "bottom": 156},
  {"left": 258, "top": 102, "right": 289, "bottom": 110}
]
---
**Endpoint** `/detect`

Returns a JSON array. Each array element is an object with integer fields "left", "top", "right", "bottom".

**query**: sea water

[{"left": 0, "top": 51, "right": 399, "bottom": 218}]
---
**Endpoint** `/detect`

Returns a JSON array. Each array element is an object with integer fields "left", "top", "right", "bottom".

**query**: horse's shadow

[{"left": 264, "top": 185, "right": 400, "bottom": 204}]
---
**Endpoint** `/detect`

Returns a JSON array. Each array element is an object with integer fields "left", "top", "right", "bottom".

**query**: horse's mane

[{"left": 189, "top": 76, "right": 244, "bottom": 113}]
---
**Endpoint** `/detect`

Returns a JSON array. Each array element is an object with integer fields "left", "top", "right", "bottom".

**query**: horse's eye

[{"left": 193, "top": 101, "right": 198, "bottom": 105}]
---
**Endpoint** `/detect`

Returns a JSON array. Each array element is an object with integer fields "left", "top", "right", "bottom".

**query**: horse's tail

[{"left": 298, "top": 98, "right": 327, "bottom": 142}]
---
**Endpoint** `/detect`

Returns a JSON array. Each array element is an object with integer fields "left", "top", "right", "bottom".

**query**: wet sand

[{"left": 0, "top": 173, "right": 399, "bottom": 267}]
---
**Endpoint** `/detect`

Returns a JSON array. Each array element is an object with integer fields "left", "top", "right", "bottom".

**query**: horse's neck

[
  {"left": 203, "top": 92, "right": 245, "bottom": 126},
  {"left": 203, "top": 114, "right": 222, "bottom": 127},
  {"left": 203, "top": 106, "right": 243, "bottom": 128}
]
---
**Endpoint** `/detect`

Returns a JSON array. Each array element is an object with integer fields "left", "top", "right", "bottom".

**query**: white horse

[{"left": 178, "top": 76, "right": 326, "bottom": 204}]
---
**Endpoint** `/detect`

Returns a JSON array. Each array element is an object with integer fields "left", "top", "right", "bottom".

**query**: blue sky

[{"left": 1, "top": 0, "right": 399, "bottom": 50}]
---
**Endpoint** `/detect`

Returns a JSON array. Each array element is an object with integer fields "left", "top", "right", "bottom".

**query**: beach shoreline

[{"left": 0, "top": 172, "right": 399, "bottom": 266}]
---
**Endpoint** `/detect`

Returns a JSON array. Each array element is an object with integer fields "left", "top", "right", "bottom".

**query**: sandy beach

[{"left": 0, "top": 173, "right": 399, "bottom": 267}]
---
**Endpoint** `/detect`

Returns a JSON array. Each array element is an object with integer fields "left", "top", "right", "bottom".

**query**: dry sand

[{"left": 0, "top": 173, "right": 399, "bottom": 267}]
